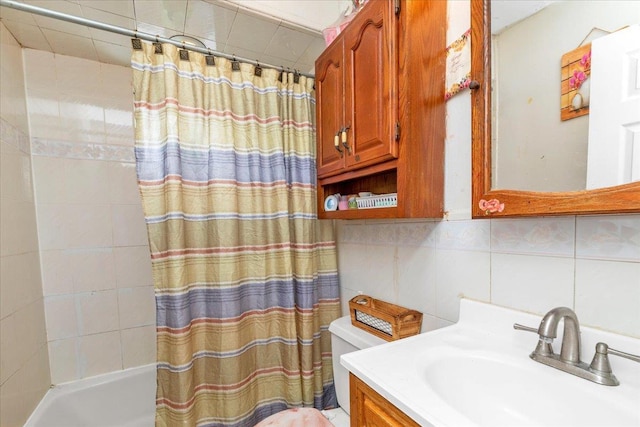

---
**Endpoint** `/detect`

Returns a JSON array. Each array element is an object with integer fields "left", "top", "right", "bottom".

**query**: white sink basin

[
  {"left": 421, "top": 349, "right": 639, "bottom": 426},
  {"left": 341, "top": 299, "right": 640, "bottom": 427}
]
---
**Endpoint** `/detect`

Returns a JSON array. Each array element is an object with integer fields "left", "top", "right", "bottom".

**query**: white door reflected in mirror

[{"left": 586, "top": 25, "right": 640, "bottom": 190}]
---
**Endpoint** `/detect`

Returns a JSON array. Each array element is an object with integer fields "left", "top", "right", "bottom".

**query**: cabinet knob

[{"left": 469, "top": 80, "right": 480, "bottom": 90}]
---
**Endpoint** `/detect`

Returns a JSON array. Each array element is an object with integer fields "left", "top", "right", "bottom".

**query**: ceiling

[
  {"left": 491, "top": 1, "right": 556, "bottom": 34},
  {"left": 0, "top": 0, "right": 350, "bottom": 73}
]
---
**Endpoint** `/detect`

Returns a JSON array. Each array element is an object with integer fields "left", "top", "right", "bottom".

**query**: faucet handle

[
  {"left": 588, "top": 342, "right": 640, "bottom": 386},
  {"left": 513, "top": 323, "right": 537, "bottom": 333},
  {"left": 590, "top": 342, "right": 640, "bottom": 372}
]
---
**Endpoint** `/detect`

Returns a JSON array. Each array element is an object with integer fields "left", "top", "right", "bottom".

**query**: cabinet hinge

[
  {"left": 395, "top": 122, "right": 401, "bottom": 141},
  {"left": 394, "top": 0, "right": 401, "bottom": 16}
]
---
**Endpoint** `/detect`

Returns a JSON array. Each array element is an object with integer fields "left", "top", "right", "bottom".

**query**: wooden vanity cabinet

[
  {"left": 350, "top": 374, "right": 420, "bottom": 427},
  {"left": 315, "top": 0, "right": 446, "bottom": 219}
]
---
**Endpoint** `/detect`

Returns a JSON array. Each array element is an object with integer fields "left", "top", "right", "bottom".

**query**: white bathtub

[{"left": 25, "top": 364, "right": 156, "bottom": 427}]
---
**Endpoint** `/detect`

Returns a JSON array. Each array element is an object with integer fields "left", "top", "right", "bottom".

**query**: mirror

[{"left": 471, "top": 0, "right": 640, "bottom": 217}]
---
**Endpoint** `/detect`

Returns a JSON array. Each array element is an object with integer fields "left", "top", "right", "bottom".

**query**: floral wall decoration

[
  {"left": 445, "top": 28, "right": 471, "bottom": 100},
  {"left": 560, "top": 43, "right": 591, "bottom": 121}
]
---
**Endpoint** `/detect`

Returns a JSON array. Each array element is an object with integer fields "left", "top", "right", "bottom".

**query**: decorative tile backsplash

[
  {"left": 31, "top": 138, "right": 135, "bottom": 163},
  {"left": 576, "top": 215, "right": 640, "bottom": 262},
  {"left": 337, "top": 215, "right": 640, "bottom": 338}
]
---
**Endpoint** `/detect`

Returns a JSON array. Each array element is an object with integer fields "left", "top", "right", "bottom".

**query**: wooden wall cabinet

[
  {"left": 350, "top": 374, "right": 420, "bottom": 427},
  {"left": 316, "top": 0, "right": 398, "bottom": 179},
  {"left": 315, "top": 0, "right": 447, "bottom": 220}
]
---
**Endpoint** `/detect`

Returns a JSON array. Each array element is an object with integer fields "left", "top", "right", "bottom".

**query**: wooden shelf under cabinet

[{"left": 350, "top": 373, "right": 420, "bottom": 427}]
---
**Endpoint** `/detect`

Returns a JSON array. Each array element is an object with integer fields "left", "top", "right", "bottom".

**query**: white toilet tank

[{"left": 329, "top": 315, "right": 386, "bottom": 415}]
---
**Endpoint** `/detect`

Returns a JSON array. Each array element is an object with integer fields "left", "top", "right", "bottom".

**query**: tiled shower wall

[
  {"left": 23, "top": 49, "right": 156, "bottom": 384},
  {"left": 0, "top": 24, "right": 51, "bottom": 427}
]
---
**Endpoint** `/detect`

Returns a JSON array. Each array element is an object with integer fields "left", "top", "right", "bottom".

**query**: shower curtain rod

[{"left": 0, "top": 0, "right": 315, "bottom": 78}]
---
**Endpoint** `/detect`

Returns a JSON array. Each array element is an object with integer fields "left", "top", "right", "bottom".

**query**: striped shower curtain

[{"left": 131, "top": 42, "right": 341, "bottom": 427}]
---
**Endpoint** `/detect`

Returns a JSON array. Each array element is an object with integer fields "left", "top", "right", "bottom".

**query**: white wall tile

[
  {"left": 23, "top": 49, "right": 57, "bottom": 92},
  {"left": 397, "top": 246, "right": 436, "bottom": 315},
  {"left": 67, "top": 204, "right": 113, "bottom": 249},
  {"left": 99, "top": 62, "right": 133, "bottom": 101},
  {"left": 339, "top": 287, "right": 360, "bottom": 317},
  {"left": 111, "top": 204, "right": 148, "bottom": 247},
  {"left": 396, "top": 221, "right": 437, "bottom": 247},
  {"left": 491, "top": 217, "right": 575, "bottom": 257},
  {"left": 19, "top": 299, "right": 49, "bottom": 364},
  {"left": 491, "top": 253, "right": 575, "bottom": 315},
  {"left": 435, "top": 249, "right": 491, "bottom": 322},
  {"left": 64, "top": 159, "right": 110, "bottom": 204},
  {"left": 575, "top": 259, "right": 640, "bottom": 337},
  {"left": 1, "top": 200, "right": 39, "bottom": 256},
  {"left": 78, "top": 290, "right": 119, "bottom": 335},
  {"left": 40, "top": 250, "right": 74, "bottom": 296},
  {"left": 35, "top": 203, "right": 70, "bottom": 250},
  {"left": 0, "top": 252, "right": 42, "bottom": 317},
  {"left": 48, "top": 338, "right": 79, "bottom": 384},
  {"left": 114, "top": 246, "right": 153, "bottom": 288},
  {"left": 118, "top": 286, "right": 156, "bottom": 329},
  {"left": 421, "top": 314, "right": 439, "bottom": 333},
  {"left": 70, "top": 249, "right": 116, "bottom": 293},
  {"left": 44, "top": 295, "right": 78, "bottom": 341},
  {"left": 337, "top": 222, "right": 366, "bottom": 244},
  {"left": 0, "top": 314, "right": 18, "bottom": 385},
  {"left": 338, "top": 243, "right": 396, "bottom": 303},
  {"left": 576, "top": 215, "right": 640, "bottom": 262},
  {"left": 108, "top": 162, "right": 140, "bottom": 204},
  {"left": 121, "top": 325, "right": 156, "bottom": 369},
  {"left": 436, "top": 219, "right": 490, "bottom": 251},
  {"left": 32, "top": 156, "right": 66, "bottom": 204},
  {"left": 1, "top": 26, "right": 30, "bottom": 134},
  {"left": 363, "top": 221, "right": 397, "bottom": 246},
  {"left": 78, "top": 331, "right": 122, "bottom": 378}
]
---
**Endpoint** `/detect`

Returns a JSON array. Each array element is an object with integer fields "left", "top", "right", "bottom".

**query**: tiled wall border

[
  {"left": 338, "top": 215, "right": 640, "bottom": 263},
  {"left": 31, "top": 138, "right": 135, "bottom": 163},
  {"left": 0, "top": 117, "right": 30, "bottom": 154}
]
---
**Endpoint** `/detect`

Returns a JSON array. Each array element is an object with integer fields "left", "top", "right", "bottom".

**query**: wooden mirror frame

[{"left": 470, "top": 0, "right": 640, "bottom": 218}]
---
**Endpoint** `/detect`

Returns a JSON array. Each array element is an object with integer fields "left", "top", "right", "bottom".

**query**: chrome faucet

[
  {"left": 536, "top": 307, "right": 581, "bottom": 364},
  {"left": 514, "top": 307, "right": 640, "bottom": 386}
]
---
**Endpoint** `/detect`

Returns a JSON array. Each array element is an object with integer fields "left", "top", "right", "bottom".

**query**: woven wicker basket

[{"left": 348, "top": 295, "right": 423, "bottom": 341}]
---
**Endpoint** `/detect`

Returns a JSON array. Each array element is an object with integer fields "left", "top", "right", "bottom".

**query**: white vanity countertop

[{"left": 341, "top": 299, "right": 640, "bottom": 427}]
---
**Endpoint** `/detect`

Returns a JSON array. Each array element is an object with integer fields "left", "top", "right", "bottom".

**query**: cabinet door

[
  {"left": 316, "top": 40, "right": 345, "bottom": 178},
  {"left": 343, "top": 0, "right": 398, "bottom": 169},
  {"left": 350, "top": 374, "right": 420, "bottom": 427}
]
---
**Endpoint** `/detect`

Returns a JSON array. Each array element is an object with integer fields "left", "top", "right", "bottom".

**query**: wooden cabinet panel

[
  {"left": 344, "top": 0, "right": 398, "bottom": 169},
  {"left": 316, "top": 41, "right": 345, "bottom": 177},
  {"left": 350, "top": 374, "right": 420, "bottom": 427}
]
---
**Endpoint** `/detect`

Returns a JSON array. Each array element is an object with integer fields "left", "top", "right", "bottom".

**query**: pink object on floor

[{"left": 254, "top": 408, "right": 334, "bottom": 427}]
